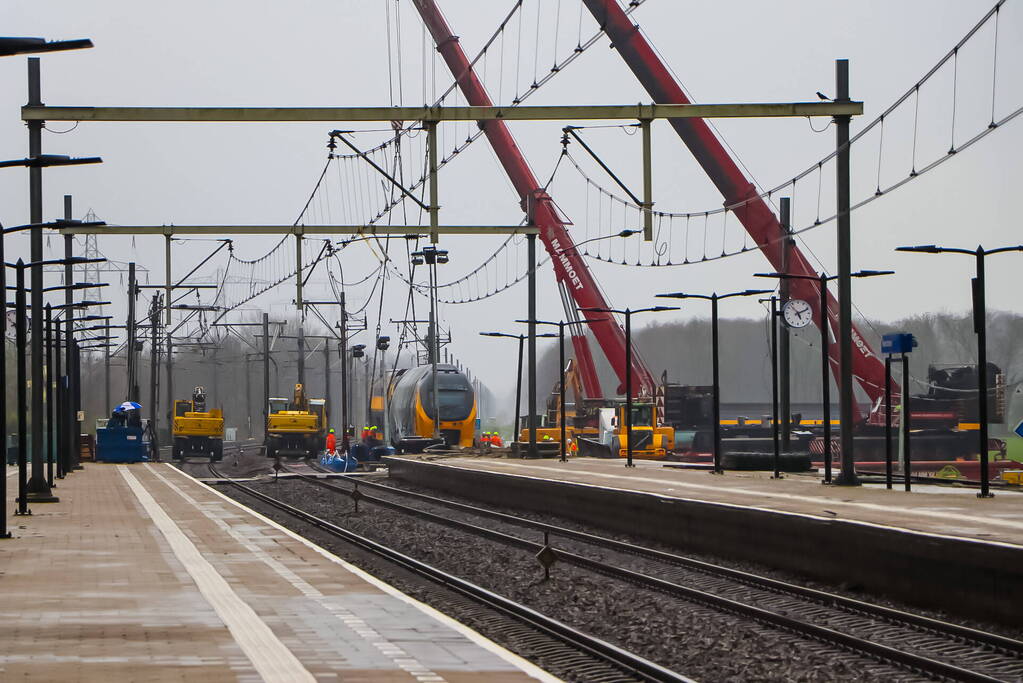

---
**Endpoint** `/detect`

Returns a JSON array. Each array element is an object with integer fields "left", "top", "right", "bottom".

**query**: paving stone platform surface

[{"left": 0, "top": 462, "right": 555, "bottom": 682}]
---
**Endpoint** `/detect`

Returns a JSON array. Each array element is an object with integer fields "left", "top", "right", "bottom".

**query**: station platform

[
  {"left": 386, "top": 455, "right": 1023, "bottom": 624},
  {"left": 414, "top": 456, "right": 1023, "bottom": 546},
  {"left": 0, "top": 462, "right": 555, "bottom": 682}
]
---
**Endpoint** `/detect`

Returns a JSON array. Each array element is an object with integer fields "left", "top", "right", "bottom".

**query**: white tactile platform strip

[{"left": 154, "top": 463, "right": 558, "bottom": 682}]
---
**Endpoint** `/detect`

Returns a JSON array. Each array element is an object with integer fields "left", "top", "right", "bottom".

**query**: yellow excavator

[
  {"left": 265, "top": 383, "right": 326, "bottom": 459},
  {"left": 519, "top": 360, "right": 605, "bottom": 445},
  {"left": 172, "top": 386, "right": 225, "bottom": 461}
]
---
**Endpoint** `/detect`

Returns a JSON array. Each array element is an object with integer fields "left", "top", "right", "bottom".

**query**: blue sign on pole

[
  {"left": 882, "top": 332, "right": 918, "bottom": 355},
  {"left": 1014, "top": 419, "right": 1023, "bottom": 439}
]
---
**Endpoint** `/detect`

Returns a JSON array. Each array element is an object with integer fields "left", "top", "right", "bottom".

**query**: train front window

[{"left": 423, "top": 372, "right": 474, "bottom": 422}]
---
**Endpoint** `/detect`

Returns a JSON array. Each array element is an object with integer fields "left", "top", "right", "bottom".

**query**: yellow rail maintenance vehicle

[
  {"left": 614, "top": 401, "right": 675, "bottom": 459},
  {"left": 172, "top": 386, "right": 225, "bottom": 461},
  {"left": 265, "top": 383, "right": 326, "bottom": 459}
]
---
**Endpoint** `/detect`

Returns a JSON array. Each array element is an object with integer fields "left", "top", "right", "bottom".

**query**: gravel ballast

[{"left": 219, "top": 477, "right": 924, "bottom": 682}]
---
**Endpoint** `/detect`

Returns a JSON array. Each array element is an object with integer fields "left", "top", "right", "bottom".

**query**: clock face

[{"left": 782, "top": 299, "right": 813, "bottom": 328}]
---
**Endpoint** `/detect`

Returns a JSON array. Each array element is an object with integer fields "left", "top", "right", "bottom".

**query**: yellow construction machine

[
  {"left": 611, "top": 401, "right": 675, "bottom": 459},
  {"left": 265, "top": 383, "right": 326, "bottom": 459},
  {"left": 172, "top": 386, "right": 225, "bottom": 461},
  {"left": 519, "top": 360, "right": 605, "bottom": 446}
]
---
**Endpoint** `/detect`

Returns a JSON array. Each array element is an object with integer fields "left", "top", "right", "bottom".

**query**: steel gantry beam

[
  {"left": 23, "top": 102, "right": 861, "bottom": 123},
  {"left": 56, "top": 224, "right": 539, "bottom": 236}
]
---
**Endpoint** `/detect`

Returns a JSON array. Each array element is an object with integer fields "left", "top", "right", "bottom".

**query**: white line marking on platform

[
  {"left": 451, "top": 460, "right": 1023, "bottom": 546},
  {"left": 146, "top": 464, "right": 449, "bottom": 683},
  {"left": 118, "top": 465, "right": 316, "bottom": 683},
  {"left": 162, "top": 463, "right": 561, "bottom": 683}
]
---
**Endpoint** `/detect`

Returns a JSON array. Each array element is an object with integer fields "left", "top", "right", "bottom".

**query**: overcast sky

[{"left": 2, "top": 0, "right": 1020, "bottom": 401}]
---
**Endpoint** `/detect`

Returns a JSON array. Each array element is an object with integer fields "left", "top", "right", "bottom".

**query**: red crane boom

[
  {"left": 412, "top": 0, "right": 658, "bottom": 398},
  {"left": 581, "top": 0, "right": 893, "bottom": 411}
]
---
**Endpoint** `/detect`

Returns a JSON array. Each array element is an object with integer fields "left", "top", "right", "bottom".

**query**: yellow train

[{"left": 386, "top": 364, "right": 476, "bottom": 452}]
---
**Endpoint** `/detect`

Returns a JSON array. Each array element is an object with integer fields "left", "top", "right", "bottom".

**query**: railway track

[
  {"left": 208, "top": 463, "right": 691, "bottom": 683},
  {"left": 282, "top": 470, "right": 1023, "bottom": 683}
]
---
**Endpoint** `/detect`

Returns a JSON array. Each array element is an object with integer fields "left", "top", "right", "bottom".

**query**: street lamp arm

[
  {"left": 985, "top": 245, "right": 1023, "bottom": 256},
  {"left": 897, "top": 244, "right": 973, "bottom": 256},
  {"left": 720, "top": 289, "right": 773, "bottom": 299},
  {"left": 514, "top": 318, "right": 561, "bottom": 327},
  {"left": 559, "top": 230, "right": 639, "bottom": 256},
  {"left": 753, "top": 271, "right": 821, "bottom": 282},
  {"left": 851, "top": 269, "right": 895, "bottom": 278},
  {"left": 3, "top": 220, "right": 106, "bottom": 235}
]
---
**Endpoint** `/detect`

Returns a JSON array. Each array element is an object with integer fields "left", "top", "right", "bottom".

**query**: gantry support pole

[
  {"left": 834, "top": 59, "right": 859, "bottom": 486},
  {"left": 779, "top": 197, "right": 792, "bottom": 451},
  {"left": 295, "top": 231, "right": 303, "bottom": 309},
  {"left": 262, "top": 313, "right": 270, "bottom": 439},
  {"left": 27, "top": 58, "right": 57, "bottom": 502},
  {"left": 640, "top": 118, "right": 653, "bottom": 241},
  {"left": 527, "top": 234, "right": 537, "bottom": 459},
  {"left": 427, "top": 121, "right": 440, "bottom": 244},
  {"left": 339, "top": 293, "right": 348, "bottom": 438},
  {"left": 63, "top": 197, "right": 76, "bottom": 475},
  {"left": 165, "top": 233, "right": 173, "bottom": 436}
]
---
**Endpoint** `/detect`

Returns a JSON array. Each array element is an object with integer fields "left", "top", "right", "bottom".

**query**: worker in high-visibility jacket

[
  {"left": 481, "top": 432, "right": 492, "bottom": 449},
  {"left": 491, "top": 432, "right": 504, "bottom": 448},
  {"left": 325, "top": 428, "right": 337, "bottom": 455}
]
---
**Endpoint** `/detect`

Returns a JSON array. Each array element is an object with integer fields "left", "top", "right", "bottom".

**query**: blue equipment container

[
  {"left": 349, "top": 443, "right": 369, "bottom": 463},
  {"left": 96, "top": 424, "right": 150, "bottom": 463},
  {"left": 320, "top": 451, "right": 357, "bottom": 472}
]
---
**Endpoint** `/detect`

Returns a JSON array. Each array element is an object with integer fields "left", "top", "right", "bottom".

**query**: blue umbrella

[{"left": 115, "top": 401, "right": 142, "bottom": 412}]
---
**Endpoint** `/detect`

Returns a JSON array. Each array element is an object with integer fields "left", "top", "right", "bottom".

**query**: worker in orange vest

[
  {"left": 491, "top": 432, "right": 504, "bottom": 448},
  {"left": 325, "top": 428, "right": 337, "bottom": 455},
  {"left": 569, "top": 438, "right": 578, "bottom": 456},
  {"left": 480, "top": 432, "right": 491, "bottom": 449}
]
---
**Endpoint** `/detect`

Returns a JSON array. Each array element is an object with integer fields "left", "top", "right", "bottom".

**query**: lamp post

[
  {"left": 655, "top": 290, "right": 770, "bottom": 474},
  {"left": 480, "top": 331, "right": 557, "bottom": 450},
  {"left": 2, "top": 261, "right": 103, "bottom": 503},
  {"left": 22, "top": 57, "right": 102, "bottom": 500},
  {"left": 755, "top": 270, "right": 892, "bottom": 483},
  {"left": 896, "top": 243, "right": 1022, "bottom": 498},
  {"left": 756, "top": 295, "right": 783, "bottom": 479},
  {"left": 411, "top": 246, "right": 449, "bottom": 439},
  {"left": 0, "top": 225, "right": 104, "bottom": 496},
  {"left": 579, "top": 306, "right": 678, "bottom": 467},
  {"left": 14, "top": 260, "right": 30, "bottom": 516}
]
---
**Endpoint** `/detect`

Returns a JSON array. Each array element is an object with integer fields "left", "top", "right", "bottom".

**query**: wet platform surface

[
  {"left": 423, "top": 456, "right": 1023, "bottom": 547},
  {"left": 0, "top": 462, "right": 554, "bottom": 682}
]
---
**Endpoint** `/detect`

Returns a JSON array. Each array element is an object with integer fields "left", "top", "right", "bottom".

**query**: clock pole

[{"left": 779, "top": 198, "right": 792, "bottom": 452}]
